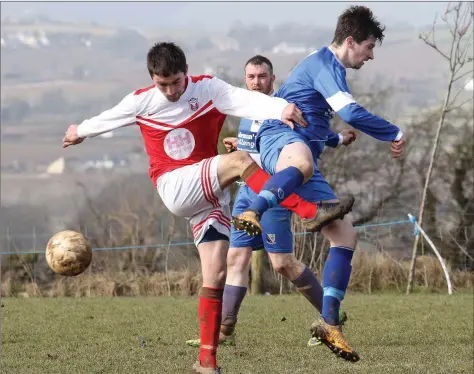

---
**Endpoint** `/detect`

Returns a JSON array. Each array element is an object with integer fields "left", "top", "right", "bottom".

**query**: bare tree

[{"left": 407, "top": 1, "right": 473, "bottom": 294}]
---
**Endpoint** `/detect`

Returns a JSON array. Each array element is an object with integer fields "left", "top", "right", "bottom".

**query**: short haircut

[
  {"left": 332, "top": 6, "right": 385, "bottom": 46},
  {"left": 244, "top": 55, "right": 273, "bottom": 75},
  {"left": 147, "top": 42, "right": 187, "bottom": 77}
]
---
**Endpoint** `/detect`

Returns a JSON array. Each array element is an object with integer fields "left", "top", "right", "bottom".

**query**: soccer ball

[{"left": 45, "top": 230, "right": 92, "bottom": 276}]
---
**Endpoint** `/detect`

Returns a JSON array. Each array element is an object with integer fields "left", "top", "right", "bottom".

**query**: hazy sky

[{"left": 1, "top": 1, "right": 451, "bottom": 31}]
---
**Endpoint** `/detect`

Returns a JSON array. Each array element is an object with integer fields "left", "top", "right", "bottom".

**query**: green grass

[{"left": 1, "top": 292, "right": 473, "bottom": 374}]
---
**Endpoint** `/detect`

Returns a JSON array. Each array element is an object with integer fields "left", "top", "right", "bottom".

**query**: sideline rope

[{"left": 0, "top": 219, "right": 413, "bottom": 256}]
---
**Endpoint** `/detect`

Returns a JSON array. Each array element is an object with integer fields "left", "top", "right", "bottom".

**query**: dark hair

[
  {"left": 147, "top": 42, "right": 187, "bottom": 77},
  {"left": 244, "top": 55, "right": 273, "bottom": 75},
  {"left": 332, "top": 6, "right": 385, "bottom": 46}
]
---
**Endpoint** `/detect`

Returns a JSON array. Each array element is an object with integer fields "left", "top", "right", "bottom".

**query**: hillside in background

[{"left": 1, "top": 15, "right": 472, "bottom": 247}]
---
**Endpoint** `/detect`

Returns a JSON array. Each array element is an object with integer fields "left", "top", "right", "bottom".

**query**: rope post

[{"left": 408, "top": 214, "right": 453, "bottom": 295}]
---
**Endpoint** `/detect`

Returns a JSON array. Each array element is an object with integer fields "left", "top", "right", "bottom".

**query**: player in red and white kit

[{"left": 62, "top": 42, "right": 352, "bottom": 374}]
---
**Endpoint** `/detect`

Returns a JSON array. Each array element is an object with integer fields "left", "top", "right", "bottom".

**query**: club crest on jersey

[
  {"left": 324, "top": 108, "right": 335, "bottom": 119},
  {"left": 188, "top": 97, "right": 199, "bottom": 111},
  {"left": 266, "top": 233, "right": 276, "bottom": 245}
]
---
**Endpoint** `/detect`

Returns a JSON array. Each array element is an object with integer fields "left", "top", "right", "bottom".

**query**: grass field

[{"left": 1, "top": 292, "right": 472, "bottom": 374}]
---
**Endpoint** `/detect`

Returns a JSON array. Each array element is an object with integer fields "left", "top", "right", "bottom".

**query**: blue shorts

[
  {"left": 231, "top": 184, "right": 293, "bottom": 253},
  {"left": 257, "top": 131, "right": 337, "bottom": 203}
]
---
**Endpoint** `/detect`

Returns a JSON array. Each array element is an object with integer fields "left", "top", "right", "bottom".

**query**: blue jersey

[
  {"left": 237, "top": 118, "right": 263, "bottom": 166},
  {"left": 238, "top": 116, "right": 340, "bottom": 166},
  {"left": 257, "top": 47, "right": 401, "bottom": 158}
]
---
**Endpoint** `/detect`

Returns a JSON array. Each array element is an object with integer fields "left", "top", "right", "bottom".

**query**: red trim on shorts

[
  {"left": 200, "top": 158, "right": 220, "bottom": 208},
  {"left": 192, "top": 210, "right": 230, "bottom": 235},
  {"left": 192, "top": 210, "right": 230, "bottom": 238}
]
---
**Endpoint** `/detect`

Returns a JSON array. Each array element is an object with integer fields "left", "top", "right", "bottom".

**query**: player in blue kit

[
  {"left": 233, "top": 6, "right": 407, "bottom": 362},
  {"left": 187, "top": 55, "right": 356, "bottom": 349}
]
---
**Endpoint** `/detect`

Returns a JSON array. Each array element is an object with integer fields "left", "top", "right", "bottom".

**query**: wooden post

[{"left": 250, "top": 249, "right": 265, "bottom": 295}]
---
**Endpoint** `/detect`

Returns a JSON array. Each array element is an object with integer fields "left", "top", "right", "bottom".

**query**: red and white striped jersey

[{"left": 77, "top": 75, "right": 288, "bottom": 184}]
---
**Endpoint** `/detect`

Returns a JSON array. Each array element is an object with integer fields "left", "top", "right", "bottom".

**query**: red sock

[
  {"left": 242, "top": 163, "right": 317, "bottom": 219},
  {"left": 198, "top": 287, "right": 223, "bottom": 369}
]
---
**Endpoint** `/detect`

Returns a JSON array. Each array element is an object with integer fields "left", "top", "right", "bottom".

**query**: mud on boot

[
  {"left": 231, "top": 210, "right": 262, "bottom": 236},
  {"left": 303, "top": 195, "right": 355, "bottom": 233},
  {"left": 310, "top": 317, "right": 360, "bottom": 362},
  {"left": 191, "top": 361, "right": 223, "bottom": 374}
]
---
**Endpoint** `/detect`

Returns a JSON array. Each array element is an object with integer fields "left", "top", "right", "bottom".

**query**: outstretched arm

[
  {"left": 208, "top": 77, "right": 307, "bottom": 129},
  {"left": 63, "top": 93, "right": 137, "bottom": 148},
  {"left": 325, "top": 129, "right": 357, "bottom": 148},
  {"left": 325, "top": 129, "right": 342, "bottom": 148},
  {"left": 312, "top": 65, "right": 404, "bottom": 142}
]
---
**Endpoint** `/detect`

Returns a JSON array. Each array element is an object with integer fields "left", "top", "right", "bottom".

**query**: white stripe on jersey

[{"left": 326, "top": 91, "right": 356, "bottom": 112}]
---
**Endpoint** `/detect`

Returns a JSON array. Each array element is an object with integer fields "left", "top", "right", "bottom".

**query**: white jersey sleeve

[
  {"left": 208, "top": 77, "right": 288, "bottom": 121},
  {"left": 77, "top": 92, "right": 138, "bottom": 138}
]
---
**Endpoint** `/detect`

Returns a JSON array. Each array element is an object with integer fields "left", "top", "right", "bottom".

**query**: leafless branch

[
  {"left": 452, "top": 69, "right": 474, "bottom": 83},
  {"left": 448, "top": 231, "right": 474, "bottom": 260},
  {"left": 446, "top": 98, "right": 474, "bottom": 113}
]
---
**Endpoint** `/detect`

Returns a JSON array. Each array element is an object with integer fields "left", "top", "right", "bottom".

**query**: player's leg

[
  {"left": 216, "top": 151, "right": 318, "bottom": 224},
  {"left": 193, "top": 232, "right": 228, "bottom": 373},
  {"left": 261, "top": 167, "right": 358, "bottom": 360},
  {"left": 186, "top": 185, "right": 259, "bottom": 348},
  {"left": 156, "top": 158, "right": 229, "bottom": 373},
  {"left": 232, "top": 134, "right": 354, "bottom": 235},
  {"left": 185, "top": 243, "right": 252, "bottom": 349},
  {"left": 262, "top": 207, "right": 324, "bottom": 313},
  {"left": 219, "top": 246, "right": 253, "bottom": 342},
  {"left": 185, "top": 247, "right": 254, "bottom": 350},
  {"left": 263, "top": 208, "right": 349, "bottom": 349},
  {"left": 186, "top": 246, "right": 254, "bottom": 349},
  {"left": 310, "top": 215, "right": 360, "bottom": 362},
  {"left": 291, "top": 166, "right": 359, "bottom": 361},
  {"left": 320, "top": 215, "right": 357, "bottom": 325},
  {"left": 220, "top": 185, "right": 263, "bottom": 342}
]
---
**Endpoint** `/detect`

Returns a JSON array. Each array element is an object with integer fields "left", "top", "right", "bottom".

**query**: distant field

[
  {"left": 0, "top": 137, "right": 141, "bottom": 165},
  {"left": 1, "top": 293, "right": 472, "bottom": 374},
  {"left": 1, "top": 23, "right": 119, "bottom": 36}
]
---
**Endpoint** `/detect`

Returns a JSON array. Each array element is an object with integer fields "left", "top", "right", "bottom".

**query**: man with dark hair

[
  {"left": 233, "top": 6, "right": 407, "bottom": 362},
  {"left": 62, "top": 42, "right": 351, "bottom": 374},
  {"left": 186, "top": 55, "right": 355, "bottom": 349},
  {"left": 147, "top": 41, "right": 188, "bottom": 81},
  {"left": 244, "top": 54, "right": 274, "bottom": 76}
]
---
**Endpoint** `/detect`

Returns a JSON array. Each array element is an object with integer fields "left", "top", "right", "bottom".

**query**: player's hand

[
  {"left": 340, "top": 129, "right": 357, "bottom": 146},
  {"left": 63, "top": 125, "right": 85, "bottom": 148},
  {"left": 391, "top": 134, "right": 406, "bottom": 158},
  {"left": 223, "top": 137, "right": 238, "bottom": 153},
  {"left": 281, "top": 103, "right": 307, "bottom": 130}
]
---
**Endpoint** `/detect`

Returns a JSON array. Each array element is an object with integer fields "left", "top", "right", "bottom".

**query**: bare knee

[
  {"left": 214, "top": 268, "right": 227, "bottom": 284},
  {"left": 230, "top": 151, "right": 254, "bottom": 173},
  {"left": 268, "top": 253, "right": 303, "bottom": 279},
  {"left": 321, "top": 216, "right": 358, "bottom": 249},
  {"left": 198, "top": 240, "right": 228, "bottom": 288},
  {"left": 217, "top": 151, "right": 255, "bottom": 189},
  {"left": 227, "top": 247, "right": 252, "bottom": 273},
  {"left": 296, "top": 161, "right": 314, "bottom": 182},
  {"left": 276, "top": 143, "right": 314, "bottom": 182}
]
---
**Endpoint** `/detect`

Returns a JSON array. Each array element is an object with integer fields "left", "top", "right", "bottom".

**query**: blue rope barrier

[
  {"left": 0, "top": 219, "right": 413, "bottom": 256},
  {"left": 408, "top": 214, "right": 420, "bottom": 236}
]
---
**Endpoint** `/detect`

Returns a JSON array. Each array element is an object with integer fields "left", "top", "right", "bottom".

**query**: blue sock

[
  {"left": 247, "top": 166, "right": 304, "bottom": 216},
  {"left": 222, "top": 285, "right": 247, "bottom": 330},
  {"left": 321, "top": 246, "right": 354, "bottom": 325}
]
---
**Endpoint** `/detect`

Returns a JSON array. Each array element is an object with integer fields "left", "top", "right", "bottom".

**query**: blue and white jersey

[
  {"left": 237, "top": 118, "right": 262, "bottom": 166},
  {"left": 257, "top": 47, "right": 402, "bottom": 159}
]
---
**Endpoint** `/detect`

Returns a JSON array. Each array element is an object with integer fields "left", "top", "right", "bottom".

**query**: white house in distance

[{"left": 464, "top": 78, "right": 473, "bottom": 92}]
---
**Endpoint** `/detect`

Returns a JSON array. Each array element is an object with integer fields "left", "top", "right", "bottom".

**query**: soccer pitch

[{"left": 1, "top": 292, "right": 472, "bottom": 374}]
